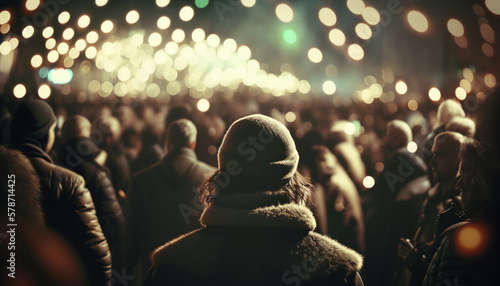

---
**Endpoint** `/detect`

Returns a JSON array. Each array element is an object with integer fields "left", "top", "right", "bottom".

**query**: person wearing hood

[{"left": 9, "top": 99, "right": 111, "bottom": 286}]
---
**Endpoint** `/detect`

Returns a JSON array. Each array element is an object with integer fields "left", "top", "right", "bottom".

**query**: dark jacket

[
  {"left": 17, "top": 142, "right": 112, "bottom": 286},
  {"left": 144, "top": 191, "right": 364, "bottom": 286},
  {"left": 123, "top": 147, "right": 215, "bottom": 284},
  {"left": 59, "top": 137, "right": 124, "bottom": 252}
]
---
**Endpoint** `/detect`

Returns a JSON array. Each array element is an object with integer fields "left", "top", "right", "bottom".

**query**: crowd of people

[{"left": 1, "top": 90, "right": 500, "bottom": 285}]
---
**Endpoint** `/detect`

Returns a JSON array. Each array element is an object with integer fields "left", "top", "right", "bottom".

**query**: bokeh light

[
  {"left": 241, "top": 0, "right": 256, "bottom": 8},
  {"left": 38, "top": 84, "right": 51, "bottom": 99},
  {"left": 307, "top": 47, "right": 323, "bottom": 63},
  {"left": 347, "top": 0, "right": 365, "bottom": 15},
  {"left": 101, "top": 20, "right": 114, "bottom": 33},
  {"left": 126, "top": 10, "right": 140, "bottom": 24},
  {"left": 283, "top": 29, "right": 297, "bottom": 44},
  {"left": 276, "top": 3, "right": 294, "bottom": 23},
  {"left": 407, "top": 141, "right": 418, "bottom": 153},
  {"left": 484, "top": 73, "right": 496, "bottom": 88},
  {"left": 318, "top": 7, "right": 336, "bottom": 26},
  {"left": 0, "top": 11, "right": 10, "bottom": 25},
  {"left": 156, "top": 0, "right": 170, "bottom": 8},
  {"left": 363, "top": 176, "right": 375, "bottom": 189},
  {"left": 455, "top": 87, "right": 467, "bottom": 100},
  {"left": 485, "top": 0, "right": 500, "bottom": 15},
  {"left": 408, "top": 100, "right": 418, "bottom": 111},
  {"left": 348, "top": 44, "right": 364, "bottom": 61},
  {"left": 78, "top": 15, "right": 91, "bottom": 28},
  {"left": 395, "top": 80, "right": 408, "bottom": 94},
  {"left": 344, "top": 122, "right": 356, "bottom": 135},
  {"left": 95, "top": 0, "right": 108, "bottom": 7},
  {"left": 13, "top": 84, "right": 26, "bottom": 99},
  {"left": 285, "top": 111, "right": 296, "bottom": 122},
  {"left": 195, "top": 0, "right": 209, "bottom": 9},
  {"left": 407, "top": 10, "right": 429, "bottom": 33},
  {"left": 22, "top": 25, "right": 34, "bottom": 39},
  {"left": 31, "top": 54, "right": 42, "bottom": 68},
  {"left": 58, "top": 11, "right": 70, "bottom": 24},
  {"left": 329, "top": 29, "right": 346, "bottom": 46},
  {"left": 179, "top": 6, "right": 194, "bottom": 22},
  {"left": 447, "top": 19, "right": 464, "bottom": 37},
  {"left": 197, "top": 99, "right": 210, "bottom": 112},
  {"left": 322, "top": 80, "right": 336, "bottom": 95},
  {"left": 26, "top": 0, "right": 40, "bottom": 11},
  {"left": 157, "top": 16, "right": 171, "bottom": 30},
  {"left": 62, "top": 28, "right": 74, "bottom": 40},
  {"left": 428, "top": 87, "right": 441, "bottom": 101},
  {"left": 355, "top": 23, "right": 372, "bottom": 40},
  {"left": 362, "top": 7, "right": 380, "bottom": 25},
  {"left": 42, "top": 27, "right": 54, "bottom": 38}
]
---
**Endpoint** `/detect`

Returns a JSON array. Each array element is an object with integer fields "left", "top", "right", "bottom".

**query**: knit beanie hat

[
  {"left": 217, "top": 114, "right": 299, "bottom": 190},
  {"left": 10, "top": 99, "right": 57, "bottom": 145}
]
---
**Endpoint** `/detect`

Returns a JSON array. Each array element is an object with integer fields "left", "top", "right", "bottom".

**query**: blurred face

[{"left": 430, "top": 139, "right": 460, "bottom": 182}]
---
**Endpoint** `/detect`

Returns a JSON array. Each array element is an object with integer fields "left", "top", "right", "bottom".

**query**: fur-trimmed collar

[{"left": 200, "top": 191, "right": 316, "bottom": 231}]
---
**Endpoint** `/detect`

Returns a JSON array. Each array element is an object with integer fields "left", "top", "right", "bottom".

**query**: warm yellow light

[
  {"left": 347, "top": 44, "right": 364, "bottom": 61},
  {"left": 298, "top": 80, "right": 311, "bottom": 94},
  {"left": 179, "top": 6, "right": 194, "bottom": 22},
  {"left": 0, "top": 10, "right": 11, "bottom": 25},
  {"left": 95, "top": 0, "right": 108, "bottom": 7},
  {"left": 408, "top": 99, "right": 418, "bottom": 111},
  {"left": 463, "top": 68, "right": 474, "bottom": 82},
  {"left": 485, "top": 0, "right": 500, "bottom": 15},
  {"left": 363, "top": 176, "right": 375, "bottom": 189},
  {"left": 26, "top": 0, "right": 41, "bottom": 11},
  {"left": 157, "top": 16, "right": 171, "bottom": 30},
  {"left": 78, "top": 15, "right": 91, "bottom": 28},
  {"left": 22, "top": 25, "right": 35, "bottom": 39},
  {"left": 126, "top": 10, "right": 140, "bottom": 24},
  {"left": 57, "top": 42, "right": 69, "bottom": 54},
  {"left": 276, "top": 3, "right": 294, "bottom": 23},
  {"left": 407, "top": 10, "right": 429, "bottom": 33},
  {"left": 307, "top": 47, "right": 323, "bottom": 63},
  {"left": 458, "top": 225, "right": 482, "bottom": 250},
  {"left": 362, "top": 7, "right": 380, "bottom": 25},
  {"left": 455, "top": 87, "right": 467, "bottom": 100},
  {"left": 318, "top": 7, "right": 337, "bottom": 27},
  {"left": 207, "top": 34, "right": 220, "bottom": 47},
  {"left": 85, "top": 46, "right": 97, "bottom": 59},
  {"left": 172, "top": 29, "right": 185, "bottom": 43},
  {"left": 241, "top": 0, "right": 256, "bottom": 8},
  {"left": 0, "top": 24, "right": 10, "bottom": 34},
  {"left": 395, "top": 80, "right": 408, "bottom": 94},
  {"left": 31, "top": 54, "right": 42, "bottom": 68},
  {"left": 322, "top": 80, "right": 336, "bottom": 95},
  {"left": 460, "top": 79, "right": 472, "bottom": 93},
  {"left": 156, "top": 0, "right": 170, "bottom": 8},
  {"left": 148, "top": 32, "right": 162, "bottom": 47},
  {"left": 407, "top": 142, "right": 418, "bottom": 153},
  {"left": 62, "top": 28, "right": 74, "bottom": 40},
  {"left": 238, "top": 45, "right": 251, "bottom": 60},
  {"left": 45, "top": 38, "right": 56, "bottom": 49},
  {"left": 69, "top": 48, "right": 80, "bottom": 59},
  {"left": 165, "top": 42, "right": 178, "bottom": 55},
  {"left": 447, "top": 19, "right": 464, "bottom": 37},
  {"left": 355, "top": 23, "right": 372, "bottom": 40},
  {"left": 484, "top": 73, "right": 496, "bottom": 88},
  {"left": 86, "top": 31, "right": 98, "bottom": 44},
  {"left": 58, "top": 11, "right": 70, "bottom": 24},
  {"left": 197, "top": 99, "right": 210, "bottom": 112},
  {"left": 75, "top": 39, "right": 87, "bottom": 51},
  {"left": 428, "top": 87, "right": 441, "bottom": 101},
  {"left": 47, "top": 50, "right": 59, "bottom": 63},
  {"left": 347, "top": 0, "right": 364, "bottom": 15},
  {"left": 42, "top": 27, "right": 54, "bottom": 38},
  {"left": 101, "top": 20, "right": 114, "bottom": 33},
  {"left": 192, "top": 28, "right": 205, "bottom": 42},
  {"left": 13, "top": 84, "right": 27, "bottom": 98},
  {"left": 329, "top": 29, "right": 346, "bottom": 46},
  {"left": 38, "top": 84, "right": 51, "bottom": 99},
  {"left": 454, "top": 36, "right": 468, "bottom": 49}
]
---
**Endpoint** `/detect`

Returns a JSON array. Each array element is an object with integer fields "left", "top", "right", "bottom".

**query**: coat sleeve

[
  {"left": 94, "top": 170, "right": 125, "bottom": 250},
  {"left": 69, "top": 174, "right": 112, "bottom": 286},
  {"left": 122, "top": 175, "right": 145, "bottom": 269}
]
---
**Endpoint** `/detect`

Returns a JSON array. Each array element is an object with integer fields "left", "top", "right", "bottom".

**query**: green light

[
  {"left": 195, "top": 0, "right": 209, "bottom": 8},
  {"left": 283, "top": 29, "right": 297, "bottom": 44}
]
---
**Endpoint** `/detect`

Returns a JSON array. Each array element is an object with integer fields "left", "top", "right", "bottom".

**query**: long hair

[{"left": 199, "top": 170, "right": 312, "bottom": 207}]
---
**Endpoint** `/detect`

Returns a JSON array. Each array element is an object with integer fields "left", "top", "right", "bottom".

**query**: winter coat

[
  {"left": 59, "top": 137, "right": 124, "bottom": 252},
  {"left": 123, "top": 147, "right": 215, "bottom": 285},
  {"left": 423, "top": 219, "right": 500, "bottom": 286},
  {"left": 16, "top": 141, "right": 112, "bottom": 286},
  {"left": 144, "top": 191, "right": 364, "bottom": 286}
]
